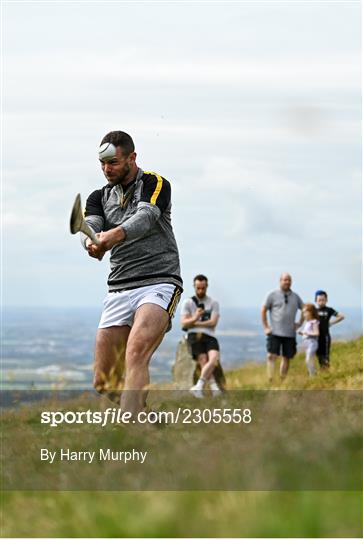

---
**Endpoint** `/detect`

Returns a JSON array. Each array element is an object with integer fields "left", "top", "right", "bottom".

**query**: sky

[{"left": 3, "top": 0, "right": 361, "bottom": 309}]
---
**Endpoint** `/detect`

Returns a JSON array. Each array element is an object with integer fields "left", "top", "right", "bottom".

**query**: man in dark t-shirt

[{"left": 315, "top": 290, "right": 345, "bottom": 368}]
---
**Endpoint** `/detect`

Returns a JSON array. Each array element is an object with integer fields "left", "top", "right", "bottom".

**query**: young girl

[{"left": 298, "top": 304, "right": 320, "bottom": 376}]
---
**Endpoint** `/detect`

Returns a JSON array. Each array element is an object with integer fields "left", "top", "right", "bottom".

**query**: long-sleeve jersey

[{"left": 83, "top": 168, "right": 183, "bottom": 292}]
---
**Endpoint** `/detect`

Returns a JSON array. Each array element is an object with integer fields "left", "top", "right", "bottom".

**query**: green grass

[
  {"left": 227, "top": 337, "right": 363, "bottom": 390},
  {"left": 1, "top": 491, "right": 362, "bottom": 537},
  {"left": 1, "top": 337, "right": 362, "bottom": 538}
]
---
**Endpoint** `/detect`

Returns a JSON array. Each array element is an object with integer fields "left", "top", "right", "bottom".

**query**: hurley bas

[{"left": 40, "top": 448, "right": 148, "bottom": 464}]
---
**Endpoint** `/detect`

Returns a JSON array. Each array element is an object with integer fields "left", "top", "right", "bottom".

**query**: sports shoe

[
  {"left": 211, "top": 388, "right": 222, "bottom": 397},
  {"left": 189, "top": 385, "right": 204, "bottom": 399}
]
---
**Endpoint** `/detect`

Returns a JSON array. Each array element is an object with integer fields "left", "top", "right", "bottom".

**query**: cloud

[
  {"left": 5, "top": 53, "right": 360, "bottom": 115},
  {"left": 3, "top": 1, "right": 361, "bottom": 307}
]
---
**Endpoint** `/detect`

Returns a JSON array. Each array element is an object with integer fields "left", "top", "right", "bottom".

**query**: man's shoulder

[
  {"left": 266, "top": 289, "right": 280, "bottom": 299},
  {"left": 87, "top": 184, "right": 110, "bottom": 200},
  {"left": 142, "top": 171, "right": 170, "bottom": 186},
  {"left": 140, "top": 171, "right": 171, "bottom": 211},
  {"left": 205, "top": 296, "right": 219, "bottom": 311},
  {"left": 180, "top": 297, "right": 194, "bottom": 313},
  {"left": 85, "top": 185, "right": 110, "bottom": 216},
  {"left": 181, "top": 297, "right": 194, "bottom": 307},
  {"left": 290, "top": 290, "right": 303, "bottom": 301}
]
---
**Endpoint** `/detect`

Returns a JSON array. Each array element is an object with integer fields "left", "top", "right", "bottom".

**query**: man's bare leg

[
  {"left": 121, "top": 303, "right": 169, "bottom": 416},
  {"left": 267, "top": 353, "right": 277, "bottom": 381},
  {"left": 195, "top": 352, "right": 207, "bottom": 384},
  {"left": 280, "top": 356, "right": 290, "bottom": 379},
  {"left": 201, "top": 349, "right": 219, "bottom": 380},
  {"left": 197, "top": 353, "right": 208, "bottom": 371},
  {"left": 202, "top": 350, "right": 221, "bottom": 395},
  {"left": 190, "top": 353, "right": 207, "bottom": 397},
  {"left": 94, "top": 326, "right": 130, "bottom": 402},
  {"left": 192, "top": 351, "right": 220, "bottom": 396}
]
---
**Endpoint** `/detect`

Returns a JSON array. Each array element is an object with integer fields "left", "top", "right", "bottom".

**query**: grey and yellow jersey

[{"left": 83, "top": 168, "right": 183, "bottom": 292}]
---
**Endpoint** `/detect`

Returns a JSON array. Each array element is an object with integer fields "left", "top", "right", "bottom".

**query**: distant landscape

[{"left": 2, "top": 306, "right": 361, "bottom": 390}]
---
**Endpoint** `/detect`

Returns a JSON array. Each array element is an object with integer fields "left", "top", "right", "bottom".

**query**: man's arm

[
  {"left": 87, "top": 205, "right": 156, "bottom": 257},
  {"left": 295, "top": 311, "right": 305, "bottom": 330},
  {"left": 192, "top": 300, "right": 220, "bottom": 329},
  {"left": 82, "top": 189, "right": 105, "bottom": 246},
  {"left": 295, "top": 296, "right": 305, "bottom": 329},
  {"left": 194, "top": 313, "right": 219, "bottom": 329},
  {"left": 181, "top": 308, "right": 205, "bottom": 329},
  {"left": 261, "top": 305, "right": 271, "bottom": 335},
  {"left": 88, "top": 174, "right": 171, "bottom": 255},
  {"left": 82, "top": 190, "right": 106, "bottom": 260}
]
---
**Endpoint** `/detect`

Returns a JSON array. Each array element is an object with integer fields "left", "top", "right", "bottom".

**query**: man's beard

[{"left": 107, "top": 164, "right": 131, "bottom": 185}]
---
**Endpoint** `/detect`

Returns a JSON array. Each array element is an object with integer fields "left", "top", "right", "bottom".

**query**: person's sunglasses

[{"left": 284, "top": 294, "right": 289, "bottom": 304}]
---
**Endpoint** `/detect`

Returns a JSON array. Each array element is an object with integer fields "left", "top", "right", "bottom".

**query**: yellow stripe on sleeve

[{"left": 144, "top": 171, "right": 163, "bottom": 205}]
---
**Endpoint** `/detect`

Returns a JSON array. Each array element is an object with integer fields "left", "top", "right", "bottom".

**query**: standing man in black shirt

[{"left": 315, "top": 290, "right": 345, "bottom": 368}]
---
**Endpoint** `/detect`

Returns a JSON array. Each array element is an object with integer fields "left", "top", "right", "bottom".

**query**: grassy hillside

[
  {"left": 1, "top": 337, "right": 362, "bottom": 538},
  {"left": 227, "top": 337, "right": 363, "bottom": 390}
]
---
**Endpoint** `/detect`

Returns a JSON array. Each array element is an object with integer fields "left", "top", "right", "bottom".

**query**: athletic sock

[
  {"left": 195, "top": 377, "right": 206, "bottom": 390},
  {"left": 209, "top": 377, "right": 219, "bottom": 391}
]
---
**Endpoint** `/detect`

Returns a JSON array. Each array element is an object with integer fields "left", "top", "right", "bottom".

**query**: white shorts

[{"left": 98, "top": 283, "right": 182, "bottom": 329}]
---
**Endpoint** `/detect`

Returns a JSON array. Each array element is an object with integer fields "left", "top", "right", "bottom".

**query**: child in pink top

[{"left": 298, "top": 303, "right": 320, "bottom": 376}]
